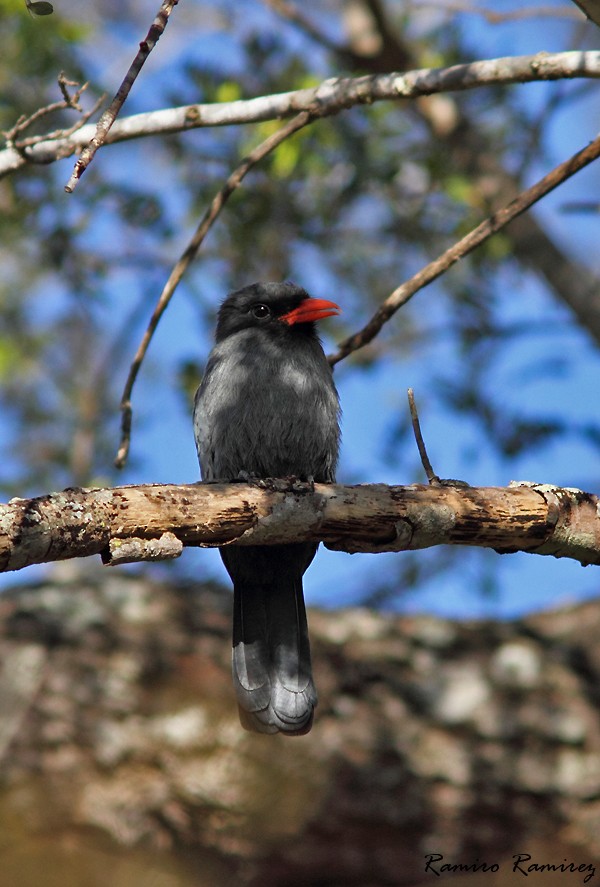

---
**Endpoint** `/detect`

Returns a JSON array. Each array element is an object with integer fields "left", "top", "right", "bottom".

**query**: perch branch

[{"left": 1, "top": 481, "right": 599, "bottom": 573}]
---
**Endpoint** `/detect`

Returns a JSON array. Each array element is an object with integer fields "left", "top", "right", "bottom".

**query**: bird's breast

[{"left": 195, "top": 335, "right": 340, "bottom": 483}]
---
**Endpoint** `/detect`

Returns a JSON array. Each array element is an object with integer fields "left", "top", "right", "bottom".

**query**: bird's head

[{"left": 215, "top": 281, "right": 340, "bottom": 342}]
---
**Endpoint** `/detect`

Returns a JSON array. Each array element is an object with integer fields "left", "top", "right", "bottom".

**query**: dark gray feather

[{"left": 194, "top": 282, "right": 340, "bottom": 735}]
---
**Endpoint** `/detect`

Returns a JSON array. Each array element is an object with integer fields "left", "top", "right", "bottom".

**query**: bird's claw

[
  {"left": 236, "top": 470, "right": 264, "bottom": 485},
  {"left": 431, "top": 477, "right": 471, "bottom": 489},
  {"left": 235, "top": 472, "right": 316, "bottom": 493}
]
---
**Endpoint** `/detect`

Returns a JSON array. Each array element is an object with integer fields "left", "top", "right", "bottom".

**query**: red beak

[{"left": 281, "top": 298, "right": 341, "bottom": 326}]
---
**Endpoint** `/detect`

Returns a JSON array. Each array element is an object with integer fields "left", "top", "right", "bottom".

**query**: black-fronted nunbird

[{"left": 194, "top": 281, "right": 341, "bottom": 734}]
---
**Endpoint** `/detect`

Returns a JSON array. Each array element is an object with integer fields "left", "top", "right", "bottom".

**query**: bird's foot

[
  {"left": 235, "top": 472, "right": 284, "bottom": 491},
  {"left": 430, "top": 477, "right": 471, "bottom": 489},
  {"left": 273, "top": 475, "right": 316, "bottom": 494},
  {"left": 234, "top": 472, "right": 315, "bottom": 494},
  {"left": 235, "top": 470, "right": 264, "bottom": 485}
]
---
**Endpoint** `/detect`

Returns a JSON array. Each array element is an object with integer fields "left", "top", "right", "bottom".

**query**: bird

[{"left": 193, "top": 281, "right": 341, "bottom": 735}]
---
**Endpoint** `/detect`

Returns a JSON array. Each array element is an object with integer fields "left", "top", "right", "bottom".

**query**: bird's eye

[{"left": 252, "top": 304, "right": 271, "bottom": 319}]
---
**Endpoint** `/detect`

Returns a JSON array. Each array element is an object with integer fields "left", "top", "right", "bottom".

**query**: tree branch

[
  {"left": 328, "top": 129, "right": 600, "bottom": 365},
  {"left": 2, "top": 51, "right": 599, "bottom": 179},
  {"left": 1, "top": 480, "right": 599, "bottom": 573}
]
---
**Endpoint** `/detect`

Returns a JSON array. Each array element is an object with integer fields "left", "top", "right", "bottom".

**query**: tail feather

[
  {"left": 268, "top": 575, "right": 316, "bottom": 729},
  {"left": 232, "top": 583, "right": 272, "bottom": 713},
  {"left": 225, "top": 544, "right": 318, "bottom": 735}
]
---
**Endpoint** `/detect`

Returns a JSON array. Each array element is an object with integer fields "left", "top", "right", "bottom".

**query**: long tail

[{"left": 221, "top": 544, "right": 318, "bottom": 735}]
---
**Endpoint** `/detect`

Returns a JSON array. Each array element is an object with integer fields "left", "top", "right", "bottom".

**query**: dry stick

[
  {"left": 4, "top": 74, "right": 92, "bottom": 146},
  {"left": 114, "top": 110, "right": 314, "bottom": 468},
  {"left": 65, "top": 0, "right": 179, "bottom": 193},
  {"left": 407, "top": 388, "right": 440, "bottom": 484},
  {"left": 328, "top": 130, "right": 600, "bottom": 366},
  {"left": 12, "top": 96, "right": 105, "bottom": 151}
]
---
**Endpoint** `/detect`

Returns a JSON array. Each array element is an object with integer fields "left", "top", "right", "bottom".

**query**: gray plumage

[{"left": 194, "top": 282, "right": 340, "bottom": 734}]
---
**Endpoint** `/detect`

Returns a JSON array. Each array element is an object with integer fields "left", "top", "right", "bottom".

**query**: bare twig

[
  {"left": 407, "top": 389, "right": 440, "bottom": 484},
  {"left": 1, "top": 51, "right": 598, "bottom": 179},
  {"left": 328, "top": 130, "right": 600, "bottom": 366},
  {"left": 14, "top": 105, "right": 103, "bottom": 150},
  {"left": 11, "top": 99, "right": 105, "bottom": 151},
  {"left": 114, "top": 111, "right": 315, "bottom": 468},
  {"left": 57, "top": 73, "right": 82, "bottom": 106},
  {"left": 65, "top": 0, "right": 179, "bottom": 193},
  {"left": 3, "top": 74, "right": 99, "bottom": 149}
]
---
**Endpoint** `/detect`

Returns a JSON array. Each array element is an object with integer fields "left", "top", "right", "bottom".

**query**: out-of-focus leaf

[
  {"left": 25, "top": 0, "right": 54, "bottom": 15},
  {"left": 214, "top": 81, "right": 241, "bottom": 103}
]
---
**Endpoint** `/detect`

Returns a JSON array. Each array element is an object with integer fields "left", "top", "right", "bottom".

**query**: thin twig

[
  {"left": 328, "top": 130, "right": 600, "bottom": 366},
  {"left": 114, "top": 110, "right": 315, "bottom": 468},
  {"left": 13, "top": 96, "right": 105, "bottom": 150},
  {"left": 407, "top": 389, "right": 440, "bottom": 484},
  {"left": 65, "top": 0, "right": 179, "bottom": 193},
  {"left": 57, "top": 72, "right": 82, "bottom": 106},
  {"left": 3, "top": 74, "right": 92, "bottom": 146}
]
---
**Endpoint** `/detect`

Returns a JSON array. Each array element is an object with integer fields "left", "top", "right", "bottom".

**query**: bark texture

[{"left": 2, "top": 481, "right": 600, "bottom": 573}]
